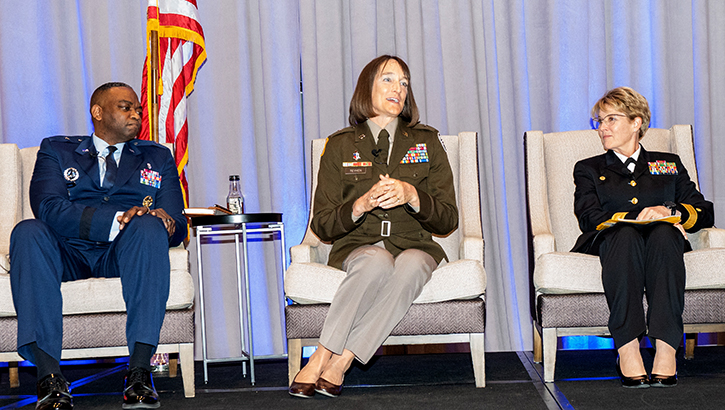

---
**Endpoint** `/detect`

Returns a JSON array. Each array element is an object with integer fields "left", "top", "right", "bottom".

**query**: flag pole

[{"left": 149, "top": 30, "right": 160, "bottom": 143}]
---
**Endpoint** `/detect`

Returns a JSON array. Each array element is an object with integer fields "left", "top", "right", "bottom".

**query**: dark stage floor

[{"left": 2, "top": 346, "right": 725, "bottom": 409}]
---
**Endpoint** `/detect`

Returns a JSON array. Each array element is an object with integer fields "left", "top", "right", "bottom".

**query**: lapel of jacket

[
  {"left": 74, "top": 137, "right": 101, "bottom": 188},
  {"left": 604, "top": 149, "right": 634, "bottom": 178},
  {"left": 109, "top": 140, "right": 143, "bottom": 195},
  {"left": 386, "top": 121, "right": 412, "bottom": 175},
  {"left": 353, "top": 123, "right": 382, "bottom": 174},
  {"left": 632, "top": 147, "right": 650, "bottom": 179}
]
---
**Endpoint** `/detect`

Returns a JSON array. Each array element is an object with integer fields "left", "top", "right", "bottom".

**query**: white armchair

[
  {"left": 525, "top": 125, "right": 725, "bottom": 382},
  {"left": 0, "top": 143, "right": 196, "bottom": 398},
  {"left": 284, "top": 132, "right": 487, "bottom": 387}
]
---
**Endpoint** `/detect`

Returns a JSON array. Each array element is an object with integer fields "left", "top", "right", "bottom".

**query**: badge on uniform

[
  {"left": 648, "top": 161, "right": 678, "bottom": 175},
  {"left": 63, "top": 167, "right": 79, "bottom": 183},
  {"left": 143, "top": 195, "right": 153, "bottom": 208},
  {"left": 400, "top": 143, "right": 429, "bottom": 164},
  {"left": 353, "top": 151, "right": 361, "bottom": 160},
  {"left": 342, "top": 161, "right": 371, "bottom": 175},
  {"left": 140, "top": 169, "right": 162, "bottom": 188}
]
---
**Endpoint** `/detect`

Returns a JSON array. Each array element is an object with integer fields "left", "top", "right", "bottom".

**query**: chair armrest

[
  {"left": 688, "top": 227, "right": 725, "bottom": 250},
  {"left": 290, "top": 232, "right": 323, "bottom": 263},
  {"left": 533, "top": 233, "right": 556, "bottom": 261},
  {"left": 459, "top": 236, "right": 484, "bottom": 264}
]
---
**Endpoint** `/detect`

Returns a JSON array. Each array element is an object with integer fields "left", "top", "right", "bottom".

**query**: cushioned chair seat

[
  {"left": 285, "top": 258, "right": 486, "bottom": 305},
  {"left": 536, "top": 289, "right": 725, "bottom": 329},
  {"left": 534, "top": 247, "right": 725, "bottom": 295},
  {"left": 0, "top": 248, "right": 194, "bottom": 317}
]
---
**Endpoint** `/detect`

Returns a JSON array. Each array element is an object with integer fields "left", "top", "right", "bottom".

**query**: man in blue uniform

[{"left": 9, "top": 82, "right": 186, "bottom": 409}]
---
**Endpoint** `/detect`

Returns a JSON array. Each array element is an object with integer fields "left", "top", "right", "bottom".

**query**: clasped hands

[
  {"left": 118, "top": 206, "right": 176, "bottom": 237},
  {"left": 352, "top": 174, "right": 419, "bottom": 218},
  {"left": 637, "top": 205, "right": 686, "bottom": 238}
]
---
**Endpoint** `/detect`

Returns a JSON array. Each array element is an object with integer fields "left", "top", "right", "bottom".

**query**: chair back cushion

[
  {"left": 531, "top": 125, "right": 696, "bottom": 252},
  {"left": 525, "top": 125, "right": 725, "bottom": 295},
  {"left": 286, "top": 132, "right": 486, "bottom": 304},
  {"left": 20, "top": 146, "right": 40, "bottom": 221},
  {"left": 0, "top": 144, "right": 22, "bottom": 257}
]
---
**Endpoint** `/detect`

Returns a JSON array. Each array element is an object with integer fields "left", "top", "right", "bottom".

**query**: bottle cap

[{"left": 229, "top": 175, "right": 240, "bottom": 181}]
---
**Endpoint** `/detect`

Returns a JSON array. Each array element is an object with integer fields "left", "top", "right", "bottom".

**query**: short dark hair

[
  {"left": 348, "top": 55, "right": 419, "bottom": 127},
  {"left": 90, "top": 82, "right": 133, "bottom": 110}
]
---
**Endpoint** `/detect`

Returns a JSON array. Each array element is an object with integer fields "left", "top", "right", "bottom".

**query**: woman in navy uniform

[
  {"left": 571, "top": 87, "right": 714, "bottom": 388},
  {"left": 289, "top": 55, "right": 458, "bottom": 398}
]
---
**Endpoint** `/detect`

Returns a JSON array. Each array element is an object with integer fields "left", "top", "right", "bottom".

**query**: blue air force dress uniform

[
  {"left": 571, "top": 146, "right": 714, "bottom": 350},
  {"left": 9, "top": 135, "right": 186, "bottom": 363}
]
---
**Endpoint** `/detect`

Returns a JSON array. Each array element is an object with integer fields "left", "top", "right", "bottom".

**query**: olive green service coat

[{"left": 311, "top": 121, "right": 459, "bottom": 269}]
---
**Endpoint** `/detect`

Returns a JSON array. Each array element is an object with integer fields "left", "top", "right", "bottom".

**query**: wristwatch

[{"left": 664, "top": 201, "right": 677, "bottom": 216}]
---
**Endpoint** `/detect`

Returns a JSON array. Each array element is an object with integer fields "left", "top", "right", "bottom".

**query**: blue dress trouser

[{"left": 9, "top": 215, "right": 170, "bottom": 364}]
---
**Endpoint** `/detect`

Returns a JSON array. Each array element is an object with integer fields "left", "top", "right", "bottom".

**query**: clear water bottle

[{"left": 227, "top": 175, "right": 244, "bottom": 214}]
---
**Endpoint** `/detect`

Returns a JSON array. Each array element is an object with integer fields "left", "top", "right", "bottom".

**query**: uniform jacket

[
  {"left": 571, "top": 147, "right": 714, "bottom": 253},
  {"left": 30, "top": 135, "right": 187, "bottom": 247},
  {"left": 311, "top": 121, "right": 458, "bottom": 269}
]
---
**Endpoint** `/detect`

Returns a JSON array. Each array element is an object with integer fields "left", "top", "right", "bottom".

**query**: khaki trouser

[{"left": 319, "top": 245, "right": 437, "bottom": 364}]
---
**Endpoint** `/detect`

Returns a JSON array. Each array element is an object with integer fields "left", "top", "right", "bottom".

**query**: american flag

[{"left": 140, "top": 0, "right": 206, "bottom": 207}]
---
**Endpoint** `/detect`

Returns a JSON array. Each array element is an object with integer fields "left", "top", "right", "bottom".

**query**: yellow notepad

[{"left": 596, "top": 215, "right": 681, "bottom": 231}]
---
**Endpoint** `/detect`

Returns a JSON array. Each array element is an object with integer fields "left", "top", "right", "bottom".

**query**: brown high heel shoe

[
  {"left": 288, "top": 372, "right": 316, "bottom": 398},
  {"left": 315, "top": 377, "right": 343, "bottom": 397}
]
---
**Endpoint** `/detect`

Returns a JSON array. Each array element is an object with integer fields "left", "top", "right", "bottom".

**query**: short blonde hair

[{"left": 591, "top": 86, "right": 650, "bottom": 139}]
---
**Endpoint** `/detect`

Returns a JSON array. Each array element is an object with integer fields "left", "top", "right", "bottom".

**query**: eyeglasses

[{"left": 591, "top": 113, "right": 627, "bottom": 130}]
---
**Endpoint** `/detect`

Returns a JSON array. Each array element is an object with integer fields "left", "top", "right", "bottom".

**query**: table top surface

[{"left": 189, "top": 212, "right": 283, "bottom": 227}]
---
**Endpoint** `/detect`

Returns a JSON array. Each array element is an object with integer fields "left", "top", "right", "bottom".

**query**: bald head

[{"left": 90, "top": 82, "right": 133, "bottom": 112}]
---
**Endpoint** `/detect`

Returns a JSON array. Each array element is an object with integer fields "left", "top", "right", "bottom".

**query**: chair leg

[
  {"left": 287, "top": 338, "right": 302, "bottom": 387},
  {"left": 9, "top": 362, "right": 19, "bottom": 388},
  {"left": 169, "top": 355, "right": 178, "bottom": 378},
  {"left": 469, "top": 333, "right": 486, "bottom": 387},
  {"left": 533, "top": 320, "right": 543, "bottom": 363},
  {"left": 178, "top": 343, "right": 195, "bottom": 398},
  {"left": 542, "top": 328, "right": 557, "bottom": 383},
  {"left": 685, "top": 333, "right": 697, "bottom": 360}
]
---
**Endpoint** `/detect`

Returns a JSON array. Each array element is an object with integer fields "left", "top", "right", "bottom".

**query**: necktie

[
  {"left": 624, "top": 157, "right": 636, "bottom": 175},
  {"left": 376, "top": 129, "right": 390, "bottom": 165},
  {"left": 103, "top": 146, "right": 118, "bottom": 189}
]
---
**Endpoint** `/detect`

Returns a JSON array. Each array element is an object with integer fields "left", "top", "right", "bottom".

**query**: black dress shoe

[
  {"left": 122, "top": 367, "right": 160, "bottom": 409},
  {"left": 615, "top": 357, "right": 650, "bottom": 389},
  {"left": 650, "top": 373, "right": 677, "bottom": 387},
  {"left": 315, "top": 377, "right": 343, "bottom": 397},
  {"left": 36, "top": 373, "right": 73, "bottom": 410}
]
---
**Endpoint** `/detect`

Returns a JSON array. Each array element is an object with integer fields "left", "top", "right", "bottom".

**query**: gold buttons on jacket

[
  {"left": 599, "top": 176, "right": 606, "bottom": 180},
  {"left": 629, "top": 180, "right": 637, "bottom": 186},
  {"left": 630, "top": 197, "right": 639, "bottom": 205}
]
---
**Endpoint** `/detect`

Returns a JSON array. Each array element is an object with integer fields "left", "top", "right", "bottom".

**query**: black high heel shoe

[
  {"left": 616, "top": 357, "right": 650, "bottom": 388},
  {"left": 650, "top": 372, "right": 677, "bottom": 388}
]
